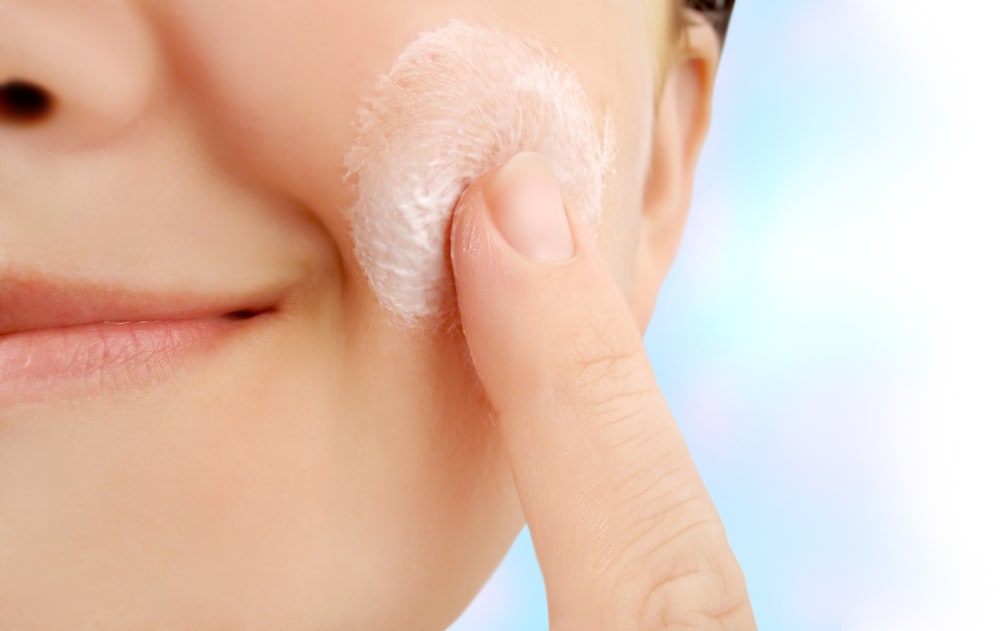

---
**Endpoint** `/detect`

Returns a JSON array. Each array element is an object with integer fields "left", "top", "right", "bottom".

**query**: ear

[{"left": 629, "top": 10, "right": 721, "bottom": 331}]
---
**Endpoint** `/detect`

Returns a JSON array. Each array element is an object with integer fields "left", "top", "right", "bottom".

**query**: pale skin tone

[{"left": 0, "top": 1, "right": 752, "bottom": 629}]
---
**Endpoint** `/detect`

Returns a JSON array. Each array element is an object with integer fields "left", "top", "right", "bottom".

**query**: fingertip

[
  {"left": 483, "top": 152, "right": 575, "bottom": 263},
  {"left": 451, "top": 151, "right": 583, "bottom": 276}
]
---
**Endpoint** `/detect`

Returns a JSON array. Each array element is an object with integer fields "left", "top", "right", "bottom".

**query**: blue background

[{"left": 451, "top": 2, "right": 1000, "bottom": 629}]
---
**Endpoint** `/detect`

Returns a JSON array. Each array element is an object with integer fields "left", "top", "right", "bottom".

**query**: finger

[{"left": 450, "top": 153, "right": 754, "bottom": 630}]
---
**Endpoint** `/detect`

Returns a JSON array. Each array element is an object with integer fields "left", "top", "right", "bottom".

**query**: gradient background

[{"left": 450, "top": 1, "right": 1000, "bottom": 629}]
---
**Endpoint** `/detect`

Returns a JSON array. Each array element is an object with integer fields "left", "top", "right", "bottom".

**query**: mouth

[{"left": 0, "top": 273, "right": 281, "bottom": 407}]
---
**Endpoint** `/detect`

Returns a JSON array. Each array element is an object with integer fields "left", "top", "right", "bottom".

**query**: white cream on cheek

[{"left": 344, "top": 19, "right": 616, "bottom": 323}]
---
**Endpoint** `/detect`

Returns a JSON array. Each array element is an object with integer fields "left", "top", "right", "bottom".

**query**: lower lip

[{"left": 0, "top": 316, "right": 256, "bottom": 407}]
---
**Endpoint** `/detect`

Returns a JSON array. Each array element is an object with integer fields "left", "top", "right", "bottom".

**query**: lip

[{"left": 0, "top": 273, "right": 280, "bottom": 407}]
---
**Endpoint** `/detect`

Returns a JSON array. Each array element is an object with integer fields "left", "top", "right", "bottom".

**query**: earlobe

[{"left": 628, "top": 10, "right": 721, "bottom": 331}]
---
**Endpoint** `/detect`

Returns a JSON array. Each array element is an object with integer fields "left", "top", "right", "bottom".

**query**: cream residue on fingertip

[{"left": 344, "top": 19, "right": 616, "bottom": 324}]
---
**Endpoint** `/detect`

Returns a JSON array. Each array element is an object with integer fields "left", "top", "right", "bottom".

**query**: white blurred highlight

[{"left": 836, "top": 1, "right": 1000, "bottom": 628}]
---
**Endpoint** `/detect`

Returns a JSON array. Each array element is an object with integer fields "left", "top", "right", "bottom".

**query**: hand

[{"left": 450, "top": 153, "right": 756, "bottom": 630}]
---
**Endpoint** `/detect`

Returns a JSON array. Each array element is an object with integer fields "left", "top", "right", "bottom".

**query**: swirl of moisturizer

[{"left": 344, "top": 19, "right": 616, "bottom": 323}]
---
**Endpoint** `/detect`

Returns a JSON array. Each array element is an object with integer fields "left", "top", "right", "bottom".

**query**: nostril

[{"left": 0, "top": 80, "right": 55, "bottom": 124}]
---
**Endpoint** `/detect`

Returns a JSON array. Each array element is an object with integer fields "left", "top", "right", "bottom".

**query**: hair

[
  {"left": 645, "top": 0, "right": 733, "bottom": 97},
  {"left": 684, "top": 0, "right": 735, "bottom": 43}
]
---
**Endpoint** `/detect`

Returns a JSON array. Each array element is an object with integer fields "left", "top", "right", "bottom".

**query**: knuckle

[
  {"left": 571, "top": 316, "right": 643, "bottom": 380},
  {"left": 592, "top": 478, "right": 754, "bottom": 629},
  {"left": 640, "top": 569, "right": 753, "bottom": 630},
  {"left": 569, "top": 346, "right": 663, "bottom": 464},
  {"left": 565, "top": 330, "right": 651, "bottom": 420},
  {"left": 613, "top": 518, "right": 753, "bottom": 630}
]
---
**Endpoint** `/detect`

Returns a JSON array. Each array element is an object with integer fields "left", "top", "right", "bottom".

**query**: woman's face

[{"left": 1, "top": 1, "right": 660, "bottom": 627}]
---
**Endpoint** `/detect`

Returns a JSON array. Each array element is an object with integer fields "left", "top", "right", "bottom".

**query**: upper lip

[{"left": 0, "top": 271, "right": 278, "bottom": 336}]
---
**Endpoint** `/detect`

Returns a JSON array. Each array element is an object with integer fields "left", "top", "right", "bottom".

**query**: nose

[{"left": 0, "top": 2, "right": 157, "bottom": 149}]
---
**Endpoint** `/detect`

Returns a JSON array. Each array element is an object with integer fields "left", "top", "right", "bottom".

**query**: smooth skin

[{"left": 0, "top": 0, "right": 751, "bottom": 628}]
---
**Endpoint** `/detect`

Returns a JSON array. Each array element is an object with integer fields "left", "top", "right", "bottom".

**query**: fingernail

[{"left": 485, "top": 152, "right": 575, "bottom": 262}]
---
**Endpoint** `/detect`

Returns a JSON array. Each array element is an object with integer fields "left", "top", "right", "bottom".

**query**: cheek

[
  {"left": 344, "top": 19, "right": 617, "bottom": 324},
  {"left": 600, "top": 143, "right": 649, "bottom": 296}
]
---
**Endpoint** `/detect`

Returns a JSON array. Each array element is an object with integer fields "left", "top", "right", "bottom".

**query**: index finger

[{"left": 450, "top": 153, "right": 754, "bottom": 630}]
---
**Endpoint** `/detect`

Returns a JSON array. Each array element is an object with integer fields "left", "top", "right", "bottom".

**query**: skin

[{"left": 0, "top": 1, "right": 752, "bottom": 629}]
